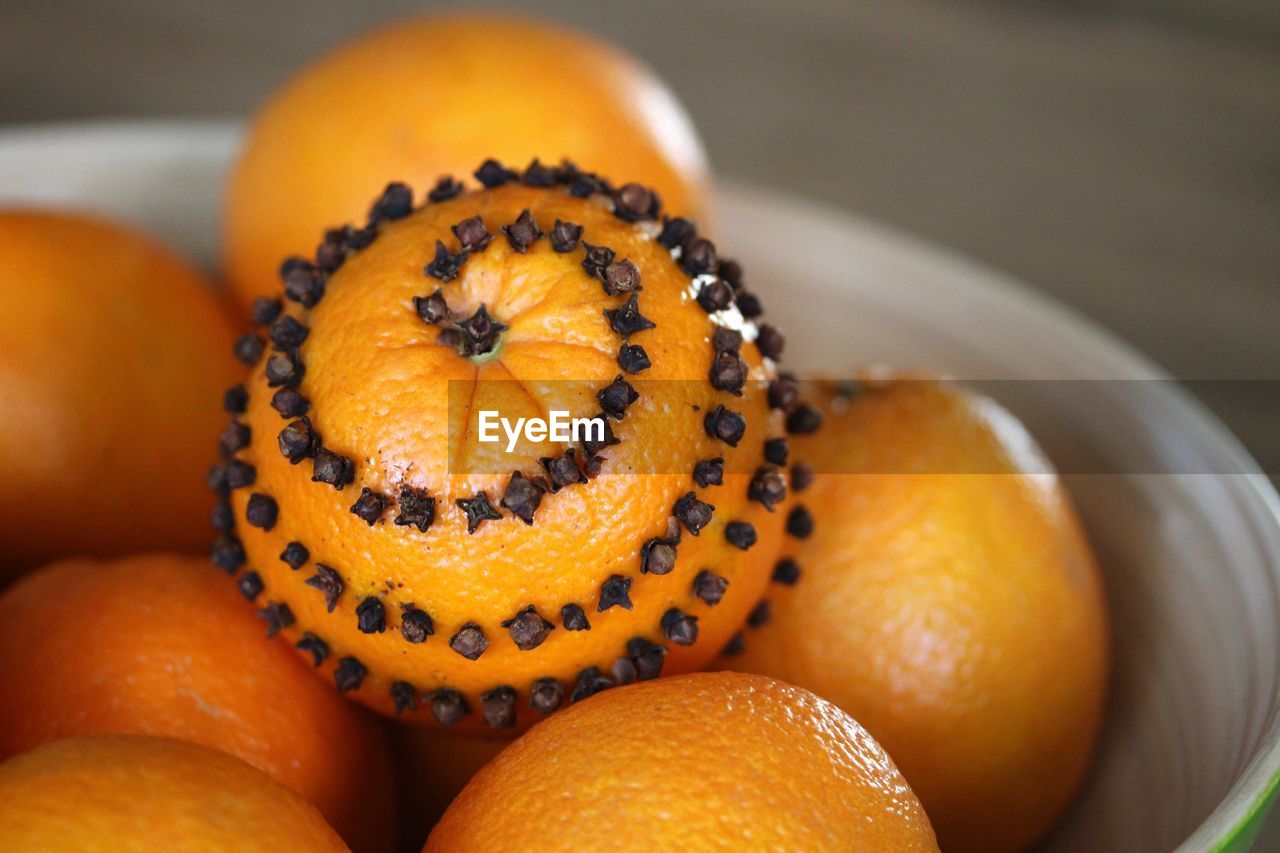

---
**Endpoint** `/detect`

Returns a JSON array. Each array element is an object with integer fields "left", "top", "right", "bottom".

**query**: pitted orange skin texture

[
  {"left": 226, "top": 181, "right": 790, "bottom": 730},
  {"left": 724, "top": 379, "right": 1109, "bottom": 853},
  {"left": 0, "top": 735, "right": 347, "bottom": 852},
  {"left": 0, "top": 554, "right": 395, "bottom": 853},
  {"left": 224, "top": 13, "right": 710, "bottom": 310},
  {"left": 0, "top": 210, "right": 239, "bottom": 578},
  {"left": 425, "top": 672, "right": 939, "bottom": 852}
]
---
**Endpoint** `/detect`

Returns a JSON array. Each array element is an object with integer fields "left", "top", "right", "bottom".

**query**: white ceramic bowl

[{"left": 1, "top": 121, "right": 1277, "bottom": 852}]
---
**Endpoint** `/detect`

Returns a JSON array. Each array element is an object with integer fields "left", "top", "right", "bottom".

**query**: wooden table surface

[{"left": 1, "top": 0, "right": 1277, "bottom": 475}]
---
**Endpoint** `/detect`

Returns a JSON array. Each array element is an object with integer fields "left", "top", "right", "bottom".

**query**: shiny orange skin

[
  {"left": 390, "top": 725, "right": 508, "bottom": 844},
  {"left": 0, "top": 554, "right": 396, "bottom": 852},
  {"left": 0, "top": 735, "right": 347, "bottom": 851},
  {"left": 224, "top": 13, "right": 710, "bottom": 310},
  {"left": 228, "top": 182, "right": 787, "bottom": 728},
  {"left": 724, "top": 380, "right": 1109, "bottom": 852},
  {"left": 0, "top": 210, "right": 239, "bottom": 578},
  {"left": 425, "top": 672, "right": 938, "bottom": 851}
]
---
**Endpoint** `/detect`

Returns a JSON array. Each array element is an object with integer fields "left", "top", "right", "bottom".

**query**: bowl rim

[
  {"left": 1, "top": 118, "right": 1278, "bottom": 850},
  {"left": 720, "top": 178, "right": 1280, "bottom": 852}
]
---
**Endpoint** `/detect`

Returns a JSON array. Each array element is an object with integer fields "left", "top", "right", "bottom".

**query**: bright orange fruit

[
  {"left": 425, "top": 671, "right": 938, "bottom": 851},
  {"left": 217, "top": 170, "right": 807, "bottom": 729},
  {"left": 224, "top": 13, "right": 710, "bottom": 310},
  {"left": 0, "top": 553, "right": 396, "bottom": 852},
  {"left": 723, "top": 379, "right": 1109, "bottom": 852},
  {"left": 0, "top": 210, "right": 240, "bottom": 579},
  {"left": 0, "top": 735, "right": 347, "bottom": 851}
]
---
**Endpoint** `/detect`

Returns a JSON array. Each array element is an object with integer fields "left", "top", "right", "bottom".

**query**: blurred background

[{"left": 1, "top": 0, "right": 1277, "bottom": 474}]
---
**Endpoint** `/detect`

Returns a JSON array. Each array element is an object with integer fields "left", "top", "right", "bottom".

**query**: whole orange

[
  {"left": 723, "top": 379, "right": 1109, "bottom": 852},
  {"left": 0, "top": 210, "right": 239, "bottom": 578},
  {"left": 0, "top": 553, "right": 395, "bottom": 852},
  {"left": 218, "top": 170, "right": 805, "bottom": 729},
  {"left": 425, "top": 671, "right": 938, "bottom": 850},
  {"left": 224, "top": 13, "right": 710, "bottom": 310},
  {"left": 0, "top": 735, "right": 346, "bottom": 851}
]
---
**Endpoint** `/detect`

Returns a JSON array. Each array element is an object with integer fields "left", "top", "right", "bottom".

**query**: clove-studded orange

[{"left": 217, "top": 164, "right": 806, "bottom": 731}]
